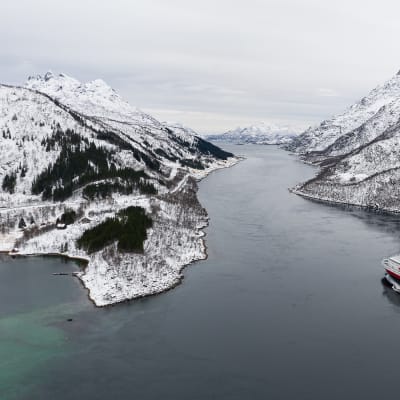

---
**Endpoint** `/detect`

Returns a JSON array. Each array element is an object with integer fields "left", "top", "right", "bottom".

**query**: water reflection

[
  {"left": 304, "top": 199, "right": 400, "bottom": 240},
  {"left": 381, "top": 277, "right": 400, "bottom": 309}
]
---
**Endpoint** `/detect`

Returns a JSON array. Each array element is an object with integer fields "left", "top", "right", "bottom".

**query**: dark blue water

[{"left": 2, "top": 145, "right": 400, "bottom": 400}]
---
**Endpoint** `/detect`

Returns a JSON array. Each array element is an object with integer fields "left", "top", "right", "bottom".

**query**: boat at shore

[{"left": 382, "top": 255, "right": 400, "bottom": 292}]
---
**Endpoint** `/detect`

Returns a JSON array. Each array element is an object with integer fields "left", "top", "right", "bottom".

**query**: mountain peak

[
  {"left": 0, "top": 73, "right": 235, "bottom": 307},
  {"left": 205, "top": 122, "right": 299, "bottom": 145},
  {"left": 24, "top": 72, "right": 130, "bottom": 116},
  {"left": 44, "top": 71, "right": 54, "bottom": 81},
  {"left": 25, "top": 72, "right": 114, "bottom": 92},
  {"left": 85, "top": 78, "right": 116, "bottom": 94},
  {"left": 27, "top": 71, "right": 69, "bottom": 83},
  {"left": 26, "top": 71, "right": 80, "bottom": 89}
]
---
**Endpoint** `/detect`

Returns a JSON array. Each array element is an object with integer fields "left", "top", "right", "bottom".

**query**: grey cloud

[{"left": 1, "top": 0, "right": 400, "bottom": 132}]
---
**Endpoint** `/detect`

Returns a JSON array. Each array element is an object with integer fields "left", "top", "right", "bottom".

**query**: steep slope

[
  {"left": 292, "top": 121, "right": 400, "bottom": 211},
  {"left": 0, "top": 73, "right": 237, "bottom": 306},
  {"left": 25, "top": 73, "right": 233, "bottom": 175},
  {"left": 304, "top": 101, "right": 400, "bottom": 166},
  {"left": 205, "top": 122, "right": 299, "bottom": 145},
  {"left": 286, "top": 71, "right": 400, "bottom": 163},
  {"left": 0, "top": 84, "right": 100, "bottom": 205},
  {"left": 291, "top": 71, "right": 400, "bottom": 213}
]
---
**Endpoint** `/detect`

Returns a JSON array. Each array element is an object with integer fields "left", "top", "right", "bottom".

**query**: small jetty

[{"left": 52, "top": 272, "right": 79, "bottom": 276}]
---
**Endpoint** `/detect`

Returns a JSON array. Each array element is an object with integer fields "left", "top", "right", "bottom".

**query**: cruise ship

[{"left": 382, "top": 255, "right": 400, "bottom": 292}]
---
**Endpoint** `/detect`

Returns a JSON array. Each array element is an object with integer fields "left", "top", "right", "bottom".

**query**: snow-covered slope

[
  {"left": 205, "top": 122, "right": 299, "bottom": 145},
  {"left": 24, "top": 73, "right": 232, "bottom": 175},
  {"left": 0, "top": 72, "right": 237, "bottom": 306},
  {"left": 0, "top": 84, "right": 98, "bottom": 204},
  {"left": 291, "top": 70, "right": 400, "bottom": 213},
  {"left": 286, "top": 71, "right": 400, "bottom": 161},
  {"left": 292, "top": 120, "right": 400, "bottom": 210}
]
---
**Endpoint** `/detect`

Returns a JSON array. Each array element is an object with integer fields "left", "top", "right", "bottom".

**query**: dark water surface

[{"left": 2, "top": 145, "right": 400, "bottom": 399}]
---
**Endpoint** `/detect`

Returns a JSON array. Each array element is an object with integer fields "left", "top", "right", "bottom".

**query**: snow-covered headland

[
  {"left": 0, "top": 72, "right": 238, "bottom": 306},
  {"left": 287, "top": 70, "right": 400, "bottom": 213}
]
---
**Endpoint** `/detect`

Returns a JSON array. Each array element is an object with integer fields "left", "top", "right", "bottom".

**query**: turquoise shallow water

[
  {"left": 0, "top": 256, "right": 88, "bottom": 400},
  {"left": 1, "top": 305, "right": 69, "bottom": 399},
  {"left": 3, "top": 145, "right": 400, "bottom": 399}
]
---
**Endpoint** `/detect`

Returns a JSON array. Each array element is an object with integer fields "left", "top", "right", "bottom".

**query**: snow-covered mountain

[
  {"left": 291, "top": 70, "right": 400, "bottom": 213},
  {"left": 0, "top": 72, "right": 237, "bottom": 306},
  {"left": 286, "top": 70, "right": 400, "bottom": 163},
  {"left": 0, "top": 71, "right": 235, "bottom": 204},
  {"left": 205, "top": 122, "right": 299, "bottom": 145}
]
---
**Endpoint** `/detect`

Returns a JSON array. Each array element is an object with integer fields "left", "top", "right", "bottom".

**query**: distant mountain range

[
  {"left": 205, "top": 122, "right": 300, "bottom": 145},
  {"left": 289, "top": 70, "right": 400, "bottom": 213},
  {"left": 0, "top": 71, "right": 236, "bottom": 306}
]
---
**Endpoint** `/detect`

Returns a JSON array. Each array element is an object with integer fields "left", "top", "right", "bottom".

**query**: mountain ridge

[
  {"left": 290, "top": 70, "right": 400, "bottom": 213},
  {"left": 286, "top": 70, "right": 400, "bottom": 159},
  {"left": 0, "top": 73, "right": 237, "bottom": 306},
  {"left": 205, "top": 122, "right": 299, "bottom": 145}
]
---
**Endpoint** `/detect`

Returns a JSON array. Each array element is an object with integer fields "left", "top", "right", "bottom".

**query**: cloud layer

[{"left": 2, "top": 0, "right": 400, "bottom": 132}]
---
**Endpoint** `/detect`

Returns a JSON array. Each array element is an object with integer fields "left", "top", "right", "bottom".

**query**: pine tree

[{"left": 18, "top": 218, "right": 26, "bottom": 229}]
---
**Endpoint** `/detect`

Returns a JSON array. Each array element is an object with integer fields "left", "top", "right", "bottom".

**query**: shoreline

[
  {"left": 86, "top": 156, "right": 241, "bottom": 306},
  {"left": 286, "top": 149, "right": 400, "bottom": 215},
  {"left": 3, "top": 156, "right": 242, "bottom": 308},
  {"left": 291, "top": 187, "right": 400, "bottom": 216}
]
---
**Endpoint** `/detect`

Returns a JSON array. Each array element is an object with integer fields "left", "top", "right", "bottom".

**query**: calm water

[{"left": 2, "top": 145, "right": 400, "bottom": 399}]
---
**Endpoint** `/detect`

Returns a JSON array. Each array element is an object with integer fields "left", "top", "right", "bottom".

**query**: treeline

[
  {"left": 83, "top": 180, "right": 156, "bottom": 200},
  {"left": 41, "top": 128, "right": 88, "bottom": 152},
  {"left": 181, "top": 158, "right": 205, "bottom": 170},
  {"left": 58, "top": 209, "right": 77, "bottom": 225},
  {"left": 2, "top": 172, "right": 17, "bottom": 193},
  {"left": 32, "top": 133, "right": 151, "bottom": 201},
  {"left": 77, "top": 206, "right": 152, "bottom": 254},
  {"left": 2, "top": 161, "right": 29, "bottom": 193},
  {"left": 195, "top": 137, "right": 234, "bottom": 160},
  {"left": 166, "top": 128, "right": 233, "bottom": 160}
]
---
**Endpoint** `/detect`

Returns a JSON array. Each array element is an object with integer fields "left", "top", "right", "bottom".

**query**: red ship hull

[{"left": 385, "top": 268, "right": 400, "bottom": 280}]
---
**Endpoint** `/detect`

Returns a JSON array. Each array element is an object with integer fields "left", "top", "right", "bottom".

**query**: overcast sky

[{"left": 1, "top": 0, "right": 400, "bottom": 133}]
